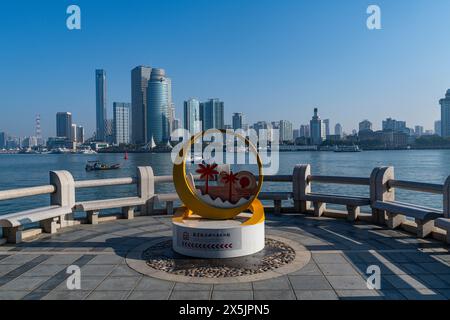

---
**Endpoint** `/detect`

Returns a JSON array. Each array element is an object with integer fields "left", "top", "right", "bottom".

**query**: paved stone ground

[{"left": 1, "top": 213, "right": 450, "bottom": 300}]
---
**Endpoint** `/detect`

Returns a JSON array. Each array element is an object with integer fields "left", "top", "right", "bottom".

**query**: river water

[{"left": 1, "top": 150, "right": 450, "bottom": 216}]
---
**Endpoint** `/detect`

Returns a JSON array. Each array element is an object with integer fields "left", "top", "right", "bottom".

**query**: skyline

[{"left": 1, "top": 0, "right": 450, "bottom": 137}]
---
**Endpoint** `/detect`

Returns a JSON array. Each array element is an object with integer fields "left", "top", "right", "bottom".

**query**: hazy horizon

[{"left": 1, "top": 0, "right": 450, "bottom": 138}]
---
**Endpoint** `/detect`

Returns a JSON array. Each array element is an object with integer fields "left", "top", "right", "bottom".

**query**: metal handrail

[{"left": 388, "top": 180, "right": 443, "bottom": 195}]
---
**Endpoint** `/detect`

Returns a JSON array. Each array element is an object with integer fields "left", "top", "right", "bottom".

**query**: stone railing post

[
  {"left": 50, "top": 170, "right": 76, "bottom": 229},
  {"left": 371, "top": 166, "right": 395, "bottom": 225},
  {"left": 293, "top": 164, "right": 311, "bottom": 213},
  {"left": 443, "top": 176, "right": 450, "bottom": 219},
  {"left": 137, "top": 166, "right": 155, "bottom": 215}
]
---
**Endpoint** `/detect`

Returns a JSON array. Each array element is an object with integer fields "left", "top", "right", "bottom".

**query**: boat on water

[
  {"left": 85, "top": 160, "right": 121, "bottom": 171},
  {"left": 334, "top": 145, "right": 362, "bottom": 153}
]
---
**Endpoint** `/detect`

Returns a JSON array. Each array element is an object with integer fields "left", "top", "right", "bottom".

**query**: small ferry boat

[
  {"left": 334, "top": 145, "right": 362, "bottom": 153},
  {"left": 85, "top": 160, "right": 121, "bottom": 171}
]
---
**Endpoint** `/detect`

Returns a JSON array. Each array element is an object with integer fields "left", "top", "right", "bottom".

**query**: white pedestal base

[{"left": 172, "top": 213, "right": 265, "bottom": 258}]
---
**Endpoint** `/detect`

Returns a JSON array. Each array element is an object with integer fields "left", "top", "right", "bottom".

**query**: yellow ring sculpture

[{"left": 172, "top": 129, "right": 265, "bottom": 222}]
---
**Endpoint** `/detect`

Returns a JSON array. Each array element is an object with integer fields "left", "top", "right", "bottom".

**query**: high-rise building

[
  {"left": 335, "top": 123, "right": 343, "bottom": 137},
  {"left": 184, "top": 98, "right": 201, "bottom": 135},
  {"left": 414, "top": 125, "right": 424, "bottom": 137},
  {"left": 76, "top": 126, "right": 85, "bottom": 144},
  {"left": 71, "top": 124, "right": 77, "bottom": 142},
  {"left": 435, "top": 120, "right": 442, "bottom": 136},
  {"left": 382, "top": 118, "right": 407, "bottom": 132},
  {"left": 105, "top": 119, "right": 114, "bottom": 144},
  {"left": 232, "top": 113, "right": 244, "bottom": 130},
  {"left": 279, "top": 120, "right": 293, "bottom": 142},
  {"left": 113, "top": 102, "right": 131, "bottom": 145},
  {"left": 359, "top": 120, "right": 372, "bottom": 132},
  {"left": 293, "top": 129, "right": 301, "bottom": 139},
  {"left": 172, "top": 118, "right": 181, "bottom": 131},
  {"left": 200, "top": 99, "right": 224, "bottom": 131},
  {"left": 131, "top": 66, "right": 152, "bottom": 145},
  {"left": 323, "top": 119, "right": 330, "bottom": 137},
  {"left": 56, "top": 112, "right": 72, "bottom": 140},
  {"left": 0, "top": 132, "right": 6, "bottom": 149},
  {"left": 95, "top": 69, "right": 107, "bottom": 141},
  {"left": 147, "top": 68, "right": 171, "bottom": 144},
  {"left": 300, "top": 124, "right": 310, "bottom": 138},
  {"left": 440, "top": 90, "right": 450, "bottom": 138},
  {"left": 310, "top": 108, "right": 324, "bottom": 145}
]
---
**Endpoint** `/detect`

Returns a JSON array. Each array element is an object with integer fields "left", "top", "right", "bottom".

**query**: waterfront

[{"left": 1, "top": 149, "right": 450, "bottom": 215}]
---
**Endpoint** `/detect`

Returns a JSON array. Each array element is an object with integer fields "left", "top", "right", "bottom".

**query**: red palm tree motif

[
  {"left": 221, "top": 171, "right": 239, "bottom": 202},
  {"left": 196, "top": 163, "right": 219, "bottom": 194}
]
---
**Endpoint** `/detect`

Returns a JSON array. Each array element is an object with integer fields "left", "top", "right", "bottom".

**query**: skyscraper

[
  {"left": 323, "top": 119, "right": 330, "bottom": 137},
  {"left": 440, "top": 89, "right": 450, "bottom": 138},
  {"left": 310, "top": 108, "right": 324, "bottom": 145},
  {"left": 0, "top": 132, "right": 6, "bottom": 149},
  {"left": 382, "top": 118, "right": 407, "bottom": 132},
  {"left": 131, "top": 66, "right": 152, "bottom": 144},
  {"left": 56, "top": 112, "right": 72, "bottom": 140},
  {"left": 300, "top": 124, "right": 310, "bottom": 138},
  {"left": 335, "top": 123, "right": 343, "bottom": 137},
  {"left": 76, "top": 126, "right": 85, "bottom": 144},
  {"left": 435, "top": 120, "right": 442, "bottom": 136},
  {"left": 147, "top": 68, "right": 171, "bottom": 144},
  {"left": 131, "top": 66, "right": 152, "bottom": 145},
  {"left": 71, "top": 124, "right": 77, "bottom": 142},
  {"left": 200, "top": 99, "right": 224, "bottom": 131},
  {"left": 279, "top": 120, "right": 293, "bottom": 142},
  {"left": 184, "top": 98, "right": 201, "bottom": 135},
  {"left": 113, "top": 102, "right": 131, "bottom": 145},
  {"left": 95, "top": 69, "right": 107, "bottom": 141},
  {"left": 359, "top": 120, "right": 372, "bottom": 132},
  {"left": 414, "top": 125, "right": 424, "bottom": 136},
  {"left": 232, "top": 113, "right": 244, "bottom": 130}
]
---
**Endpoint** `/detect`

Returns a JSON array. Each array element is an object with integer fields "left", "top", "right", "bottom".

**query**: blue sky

[{"left": 1, "top": 0, "right": 450, "bottom": 138}]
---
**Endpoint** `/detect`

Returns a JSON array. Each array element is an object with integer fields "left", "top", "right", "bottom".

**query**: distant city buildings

[
  {"left": 382, "top": 118, "right": 407, "bottom": 133},
  {"left": 200, "top": 99, "right": 224, "bottom": 131},
  {"left": 335, "top": 123, "right": 343, "bottom": 137},
  {"left": 323, "top": 119, "right": 330, "bottom": 137},
  {"left": 95, "top": 69, "right": 107, "bottom": 141},
  {"left": 113, "top": 102, "right": 131, "bottom": 145},
  {"left": 310, "top": 108, "right": 325, "bottom": 145},
  {"left": 184, "top": 98, "right": 201, "bottom": 135},
  {"left": 147, "top": 68, "right": 172, "bottom": 144},
  {"left": 131, "top": 66, "right": 152, "bottom": 145},
  {"left": 414, "top": 125, "right": 424, "bottom": 137},
  {"left": 435, "top": 120, "right": 442, "bottom": 136},
  {"left": 232, "top": 113, "right": 244, "bottom": 130},
  {"left": 359, "top": 120, "right": 372, "bottom": 132},
  {"left": 279, "top": 120, "right": 293, "bottom": 142},
  {"left": 440, "top": 89, "right": 450, "bottom": 138},
  {"left": 0, "top": 132, "right": 7, "bottom": 149},
  {"left": 56, "top": 112, "right": 72, "bottom": 140},
  {"left": 300, "top": 124, "right": 310, "bottom": 138},
  {"left": 76, "top": 126, "right": 84, "bottom": 143}
]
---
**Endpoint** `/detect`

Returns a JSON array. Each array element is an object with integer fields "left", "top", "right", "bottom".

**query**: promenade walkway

[{"left": 1, "top": 213, "right": 450, "bottom": 300}]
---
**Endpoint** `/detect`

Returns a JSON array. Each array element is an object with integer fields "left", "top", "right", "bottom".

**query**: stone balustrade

[{"left": 0, "top": 164, "right": 449, "bottom": 244}]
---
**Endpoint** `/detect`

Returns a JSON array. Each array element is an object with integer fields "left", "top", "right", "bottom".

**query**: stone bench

[
  {"left": 0, "top": 205, "right": 72, "bottom": 243},
  {"left": 304, "top": 193, "right": 371, "bottom": 221},
  {"left": 435, "top": 218, "right": 450, "bottom": 244},
  {"left": 372, "top": 200, "right": 442, "bottom": 238},
  {"left": 75, "top": 197, "right": 146, "bottom": 224},
  {"left": 259, "top": 192, "right": 293, "bottom": 214}
]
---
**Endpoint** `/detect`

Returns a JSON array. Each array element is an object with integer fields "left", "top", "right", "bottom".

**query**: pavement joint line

[
  {"left": 22, "top": 254, "right": 97, "bottom": 300},
  {"left": 84, "top": 261, "right": 122, "bottom": 300},
  {"left": 318, "top": 226, "right": 364, "bottom": 245},
  {"left": 123, "top": 274, "right": 144, "bottom": 300},
  {"left": 0, "top": 255, "right": 52, "bottom": 287}
]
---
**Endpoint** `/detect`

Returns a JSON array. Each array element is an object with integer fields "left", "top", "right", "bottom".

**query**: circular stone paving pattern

[{"left": 126, "top": 235, "right": 311, "bottom": 284}]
